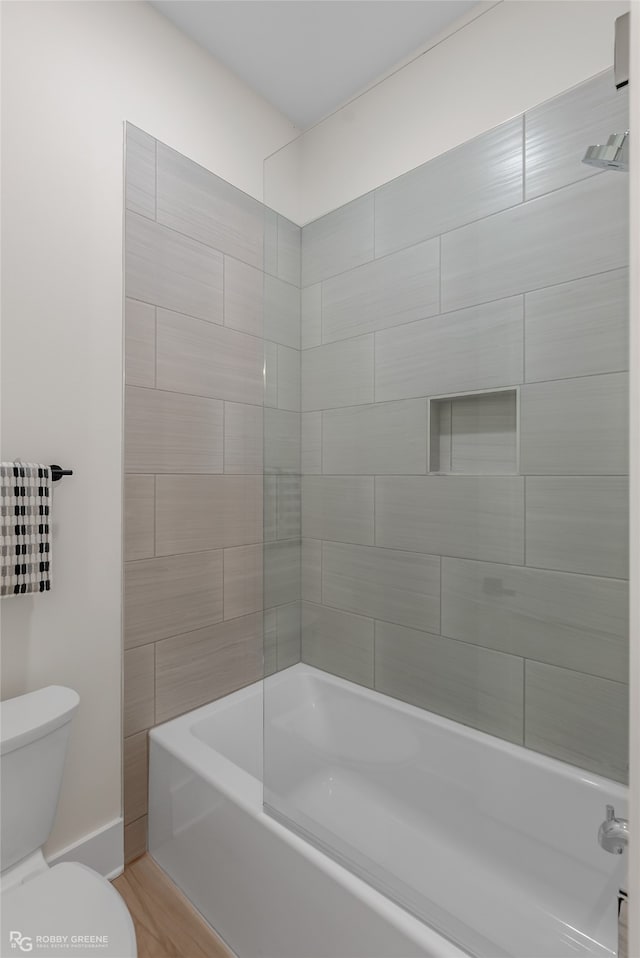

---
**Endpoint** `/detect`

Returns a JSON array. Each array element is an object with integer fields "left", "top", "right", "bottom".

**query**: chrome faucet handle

[{"left": 599, "top": 804, "right": 629, "bottom": 855}]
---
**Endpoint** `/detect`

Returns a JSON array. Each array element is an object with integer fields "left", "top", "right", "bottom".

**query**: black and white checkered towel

[{"left": 1, "top": 462, "right": 52, "bottom": 596}]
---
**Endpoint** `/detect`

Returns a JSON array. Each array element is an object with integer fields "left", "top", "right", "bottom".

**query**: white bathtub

[{"left": 149, "top": 664, "right": 626, "bottom": 958}]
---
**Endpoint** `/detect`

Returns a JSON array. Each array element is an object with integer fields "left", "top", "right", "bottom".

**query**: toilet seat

[{"left": 2, "top": 862, "right": 137, "bottom": 957}]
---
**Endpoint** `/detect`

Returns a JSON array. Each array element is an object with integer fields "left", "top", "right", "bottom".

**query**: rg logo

[{"left": 9, "top": 932, "right": 33, "bottom": 952}]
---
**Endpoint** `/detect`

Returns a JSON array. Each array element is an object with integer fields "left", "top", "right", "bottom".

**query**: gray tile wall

[
  {"left": 298, "top": 72, "right": 629, "bottom": 783},
  {"left": 123, "top": 125, "right": 301, "bottom": 861}
]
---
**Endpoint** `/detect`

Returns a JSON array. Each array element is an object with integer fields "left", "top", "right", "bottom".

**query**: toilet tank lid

[{"left": 1, "top": 686, "right": 80, "bottom": 755}]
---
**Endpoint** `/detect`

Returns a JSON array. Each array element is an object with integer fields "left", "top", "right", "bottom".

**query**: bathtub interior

[
  {"left": 261, "top": 665, "right": 626, "bottom": 958},
  {"left": 149, "top": 664, "right": 627, "bottom": 958}
]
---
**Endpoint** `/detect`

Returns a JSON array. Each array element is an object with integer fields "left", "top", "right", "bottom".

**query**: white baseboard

[{"left": 48, "top": 818, "right": 124, "bottom": 880}]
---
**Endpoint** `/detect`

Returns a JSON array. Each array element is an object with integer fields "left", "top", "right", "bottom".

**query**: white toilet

[{"left": 1, "top": 686, "right": 137, "bottom": 958}]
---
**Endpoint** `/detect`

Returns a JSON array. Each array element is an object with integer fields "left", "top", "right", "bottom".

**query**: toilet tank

[{"left": 1, "top": 686, "right": 79, "bottom": 872}]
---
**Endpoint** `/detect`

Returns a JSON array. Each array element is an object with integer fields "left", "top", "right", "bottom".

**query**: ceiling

[{"left": 150, "top": 1, "right": 481, "bottom": 129}]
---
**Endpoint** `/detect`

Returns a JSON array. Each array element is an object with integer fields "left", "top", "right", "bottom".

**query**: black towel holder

[{"left": 50, "top": 465, "right": 73, "bottom": 482}]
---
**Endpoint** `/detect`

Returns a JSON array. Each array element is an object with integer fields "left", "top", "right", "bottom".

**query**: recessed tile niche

[{"left": 428, "top": 389, "right": 518, "bottom": 475}]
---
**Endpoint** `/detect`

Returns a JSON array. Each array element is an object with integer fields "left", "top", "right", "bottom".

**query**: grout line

[
  {"left": 522, "top": 658, "right": 526, "bottom": 746},
  {"left": 222, "top": 401, "right": 226, "bottom": 474},
  {"left": 373, "top": 476, "right": 376, "bottom": 545},
  {"left": 295, "top": 166, "right": 614, "bottom": 288},
  {"left": 439, "top": 555, "right": 443, "bottom": 636},
  {"left": 522, "top": 291, "right": 526, "bottom": 388},
  {"left": 153, "top": 641, "right": 157, "bottom": 727},
  {"left": 438, "top": 234, "right": 442, "bottom": 314},
  {"left": 222, "top": 254, "right": 226, "bottom": 327},
  {"left": 306, "top": 589, "right": 627, "bottom": 686},
  {"left": 521, "top": 113, "right": 526, "bottom": 205},
  {"left": 285, "top": 534, "right": 628, "bottom": 583},
  {"left": 372, "top": 618, "right": 376, "bottom": 690},
  {"left": 129, "top": 294, "right": 297, "bottom": 350},
  {"left": 154, "top": 138, "right": 158, "bottom": 222},
  {"left": 152, "top": 475, "right": 157, "bottom": 557},
  {"left": 153, "top": 306, "right": 158, "bottom": 388},
  {"left": 127, "top": 260, "right": 628, "bottom": 358},
  {"left": 372, "top": 190, "right": 377, "bottom": 261}
]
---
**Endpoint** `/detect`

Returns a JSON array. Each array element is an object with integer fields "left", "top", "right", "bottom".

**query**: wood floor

[{"left": 113, "top": 854, "right": 234, "bottom": 958}]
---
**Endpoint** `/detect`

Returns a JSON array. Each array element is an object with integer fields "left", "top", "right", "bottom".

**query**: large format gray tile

[
  {"left": 124, "top": 551, "right": 223, "bottom": 648},
  {"left": 156, "top": 143, "right": 264, "bottom": 268},
  {"left": 264, "top": 477, "right": 277, "bottom": 543},
  {"left": 264, "top": 539, "right": 300, "bottom": 608},
  {"left": 124, "top": 817, "right": 147, "bottom": 865},
  {"left": 301, "top": 284, "right": 322, "bottom": 349},
  {"left": 301, "top": 603, "right": 374, "bottom": 687},
  {"left": 124, "top": 645, "right": 155, "bottom": 737},
  {"left": 124, "top": 475, "right": 154, "bottom": 562},
  {"left": 155, "top": 613, "right": 262, "bottom": 723},
  {"left": 375, "top": 622, "right": 524, "bottom": 744},
  {"left": 524, "top": 661, "right": 628, "bottom": 782},
  {"left": 124, "top": 731, "right": 148, "bottom": 826},
  {"left": 264, "top": 207, "right": 278, "bottom": 279},
  {"left": 322, "top": 239, "right": 439, "bottom": 343},
  {"left": 223, "top": 544, "right": 262, "bottom": 620},
  {"left": 301, "top": 412, "right": 322, "bottom": 474},
  {"left": 524, "top": 269, "right": 628, "bottom": 383},
  {"left": 275, "top": 602, "right": 301, "bottom": 670},
  {"left": 520, "top": 373, "right": 628, "bottom": 475},
  {"left": 302, "top": 539, "right": 322, "bottom": 603},
  {"left": 264, "top": 409, "right": 300, "bottom": 475},
  {"left": 276, "top": 476, "right": 301, "bottom": 540},
  {"left": 441, "top": 557, "right": 628, "bottom": 682},
  {"left": 224, "top": 257, "right": 263, "bottom": 338},
  {"left": 525, "top": 71, "right": 629, "bottom": 200},
  {"left": 126, "top": 212, "right": 223, "bottom": 323},
  {"left": 277, "top": 345, "right": 300, "bottom": 411},
  {"left": 264, "top": 275, "right": 300, "bottom": 349},
  {"left": 125, "top": 299, "right": 155, "bottom": 388},
  {"left": 156, "top": 309, "right": 263, "bottom": 405},
  {"left": 277, "top": 215, "right": 301, "bottom": 286},
  {"left": 302, "top": 336, "right": 374, "bottom": 411},
  {"left": 125, "top": 125, "right": 155, "bottom": 219},
  {"left": 125, "top": 386, "right": 223, "bottom": 474},
  {"left": 375, "top": 118, "right": 523, "bottom": 258},
  {"left": 264, "top": 340, "right": 278, "bottom": 408},
  {"left": 525, "top": 477, "right": 628, "bottom": 578},
  {"left": 323, "top": 542, "right": 440, "bottom": 633},
  {"left": 376, "top": 476, "right": 524, "bottom": 563},
  {"left": 155, "top": 475, "right": 262, "bottom": 555},
  {"left": 301, "top": 194, "right": 375, "bottom": 286},
  {"left": 375, "top": 297, "right": 523, "bottom": 402},
  {"left": 302, "top": 476, "right": 374, "bottom": 545},
  {"left": 441, "top": 174, "right": 628, "bottom": 311},
  {"left": 263, "top": 609, "right": 277, "bottom": 677},
  {"left": 224, "top": 402, "right": 263, "bottom": 474},
  {"left": 322, "top": 400, "right": 427, "bottom": 475}
]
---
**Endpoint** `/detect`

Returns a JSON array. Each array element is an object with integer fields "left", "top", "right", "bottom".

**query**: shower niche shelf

[{"left": 428, "top": 387, "right": 519, "bottom": 475}]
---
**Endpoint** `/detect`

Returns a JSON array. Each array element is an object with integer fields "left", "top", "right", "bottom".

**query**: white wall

[
  {"left": 267, "top": 0, "right": 630, "bottom": 224},
  {"left": 0, "top": 0, "right": 296, "bottom": 859}
]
